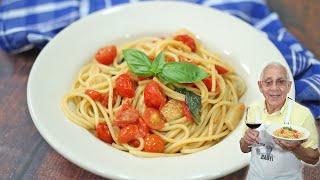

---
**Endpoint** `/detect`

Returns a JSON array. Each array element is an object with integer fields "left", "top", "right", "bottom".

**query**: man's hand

[
  {"left": 273, "top": 138, "right": 304, "bottom": 151},
  {"left": 243, "top": 128, "right": 259, "bottom": 146},
  {"left": 240, "top": 129, "right": 259, "bottom": 153},
  {"left": 273, "top": 138, "right": 319, "bottom": 164}
]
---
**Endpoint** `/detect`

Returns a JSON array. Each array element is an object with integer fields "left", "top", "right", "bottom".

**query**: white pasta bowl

[
  {"left": 27, "top": 1, "right": 295, "bottom": 179},
  {"left": 266, "top": 124, "right": 310, "bottom": 144}
]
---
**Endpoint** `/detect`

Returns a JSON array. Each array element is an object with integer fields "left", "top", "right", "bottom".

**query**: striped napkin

[{"left": 1, "top": 0, "right": 319, "bottom": 118}]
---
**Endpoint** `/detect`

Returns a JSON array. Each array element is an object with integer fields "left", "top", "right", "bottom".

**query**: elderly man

[{"left": 239, "top": 62, "right": 319, "bottom": 180}]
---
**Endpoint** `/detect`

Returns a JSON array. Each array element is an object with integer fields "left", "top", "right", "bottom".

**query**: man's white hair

[{"left": 259, "top": 62, "right": 291, "bottom": 80}]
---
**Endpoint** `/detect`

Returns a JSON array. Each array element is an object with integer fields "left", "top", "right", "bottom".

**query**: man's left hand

[{"left": 273, "top": 138, "right": 305, "bottom": 151}]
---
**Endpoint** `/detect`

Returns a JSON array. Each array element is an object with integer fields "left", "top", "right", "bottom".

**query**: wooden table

[{"left": 0, "top": 0, "right": 319, "bottom": 179}]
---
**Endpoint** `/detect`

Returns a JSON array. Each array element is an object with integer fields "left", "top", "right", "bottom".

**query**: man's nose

[{"left": 270, "top": 82, "right": 278, "bottom": 90}]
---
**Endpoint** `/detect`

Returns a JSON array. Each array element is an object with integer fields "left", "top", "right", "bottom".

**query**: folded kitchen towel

[{"left": 1, "top": 0, "right": 319, "bottom": 118}]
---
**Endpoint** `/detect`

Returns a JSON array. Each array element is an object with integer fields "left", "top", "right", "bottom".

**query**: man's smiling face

[{"left": 258, "top": 64, "right": 292, "bottom": 110}]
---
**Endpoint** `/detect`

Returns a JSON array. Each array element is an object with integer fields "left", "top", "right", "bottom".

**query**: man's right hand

[
  {"left": 240, "top": 129, "right": 260, "bottom": 152},
  {"left": 243, "top": 128, "right": 259, "bottom": 146}
]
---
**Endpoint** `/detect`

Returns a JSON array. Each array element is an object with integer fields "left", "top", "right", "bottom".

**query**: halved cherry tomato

[
  {"left": 202, "top": 77, "right": 213, "bottom": 91},
  {"left": 124, "top": 117, "right": 150, "bottom": 147},
  {"left": 215, "top": 80, "right": 220, "bottom": 94},
  {"left": 202, "top": 77, "right": 220, "bottom": 94},
  {"left": 160, "top": 99, "right": 184, "bottom": 121},
  {"left": 118, "top": 124, "right": 140, "bottom": 144},
  {"left": 99, "top": 92, "right": 117, "bottom": 107},
  {"left": 174, "top": 35, "right": 196, "bottom": 52},
  {"left": 215, "top": 64, "right": 228, "bottom": 74},
  {"left": 96, "top": 123, "right": 113, "bottom": 144},
  {"left": 143, "top": 134, "right": 165, "bottom": 153},
  {"left": 144, "top": 81, "right": 166, "bottom": 109},
  {"left": 142, "top": 108, "right": 166, "bottom": 130},
  {"left": 114, "top": 103, "right": 139, "bottom": 128},
  {"left": 115, "top": 74, "right": 136, "bottom": 98},
  {"left": 85, "top": 89, "right": 116, "bottom": 107},
  {"left": 99, "top": 94, "right": 108, "bottom": 106},
  {"left": 85, "top": 89, "right": 102, "bottom": 100},
  {"left": 95, "top": 45, "right": 117, "bottom": 65},
  {"left": 118, "top": 117, "right": 150, "bottom": 146},
  {"left": 182, "top": 102, "right": 193, "bottom": 122}
]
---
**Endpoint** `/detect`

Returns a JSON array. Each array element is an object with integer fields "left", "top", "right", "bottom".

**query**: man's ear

[
  {"left": 258, "top": 81, "right": 263, "bottom": 93},
  {"left": 287, "top": 81, "right": 292, "bottom": 90}
]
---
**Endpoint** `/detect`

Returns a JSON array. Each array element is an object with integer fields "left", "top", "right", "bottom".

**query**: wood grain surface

[{"left": 0, "top": 0, "right": 319, "bottom": 179}]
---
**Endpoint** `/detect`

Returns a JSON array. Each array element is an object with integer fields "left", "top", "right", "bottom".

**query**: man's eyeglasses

[{"left": 261, "top": 79, "right": 288, "bottom": 88}]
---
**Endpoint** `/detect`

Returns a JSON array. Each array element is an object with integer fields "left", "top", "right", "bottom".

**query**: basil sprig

[
  {"left": 123, "top": 49, "right": 208, "bottom": 83},
  {"left": 176, "top": 88, "right": 202, "bottom": 125},
  {"left": 122, "top": 49, "right": 153, "bottom": 77}
]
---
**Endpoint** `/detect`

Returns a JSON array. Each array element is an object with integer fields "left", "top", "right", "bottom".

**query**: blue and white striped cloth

[{"left": 1, "top": 0, "right": 319, "bottom": 118}]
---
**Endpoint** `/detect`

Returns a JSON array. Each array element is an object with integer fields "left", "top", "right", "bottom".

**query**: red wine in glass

[
  {"left": 245, "top": 107, "right": 261, "bottom": 129},
  {"left": 246, "top": 123, "right": 262, "bottom": 129}
]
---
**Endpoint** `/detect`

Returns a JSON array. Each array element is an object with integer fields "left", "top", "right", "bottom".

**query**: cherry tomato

[
  {"left": 118, "top": 124, "right": 140, "bottom": 144},
  {"left": 114, "top": 103, "right": 139, "bottom": 127},
  {"left": 95, "top": 45, "right": 117, "bottom": 65},
  {"left": 202, "top": 77, "right": 221, "bottom": 94},
  {"left": 202, "top": 77, "right": 212, "bottom": 91},
  {"left": 215, "top": 64, "right": 228, "bottom": 74},
  {"left": 215, "top": 80, "right": 220, "bottom": 94},
  {"left": 96, "top": 123, "right": 113, "bottom": 144},
  {"left": 144, "top": 81, "right": 166, "bottom": 109},
  {"left": 85, "top": 89, "right": 102, "bottom": 100},
  {"left": 143, "top": 134, "right": 165, "bottom": 153},
  {"left": 121, "top": 118, "right": 150, "bottom": 147},
  {"left": 142, "top": 108, "right": 166, "bottom": 130},
  {"left": 85, "top": 89, "right": 116, "bottom": 107},
  {"left": 174, "top": 35, "right": 196, "bottom": 52},
  {"left": 182, "top": 102, "right": 193, "bottom": 122},
  {"left": 115, "top": 74, "right": 136, "bottom": 98},
  {"left": 99, "top": 93, "right": 117, "bottom": 107}
]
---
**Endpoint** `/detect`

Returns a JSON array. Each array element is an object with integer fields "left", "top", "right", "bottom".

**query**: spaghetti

[
  {"left": 61, "top": 30, "right": 246, "bottom": 157},
  {"left": 273, "top": 127, "right": 303, "bottom": 139}
]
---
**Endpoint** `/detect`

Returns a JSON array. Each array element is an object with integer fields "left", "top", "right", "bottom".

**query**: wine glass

[
  {"left": 245, "top": 107, "right": 261, "bottom": 129},
  {"left": 245, "top": 107, "right": 261, "bottom": 146}
]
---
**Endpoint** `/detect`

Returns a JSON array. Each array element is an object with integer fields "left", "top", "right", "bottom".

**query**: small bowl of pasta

[{"left": 267, "top": 124, "right": 310, "bottom": 144}]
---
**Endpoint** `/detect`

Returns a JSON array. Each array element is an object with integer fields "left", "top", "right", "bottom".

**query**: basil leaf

[
  {"left": 123, "top": 49, "right": 154, "bottom": 77},
  {"left": 175, "top": 88, "right": 202, "bottom": 125},
  {"left": 161, "top": 62, "right": 208, "bottom": 83},
  {"left": 157, "top": 73, "right": 170, "bottom": 85},
  {"left": 185, "top": 91, "right": 201, "bottom": 125},
  {"left": 150, "top": 52, "right": 165, "bottom": 75},
  {"left": 175, "top": 87, "right": 187, "bottom": 95}
]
